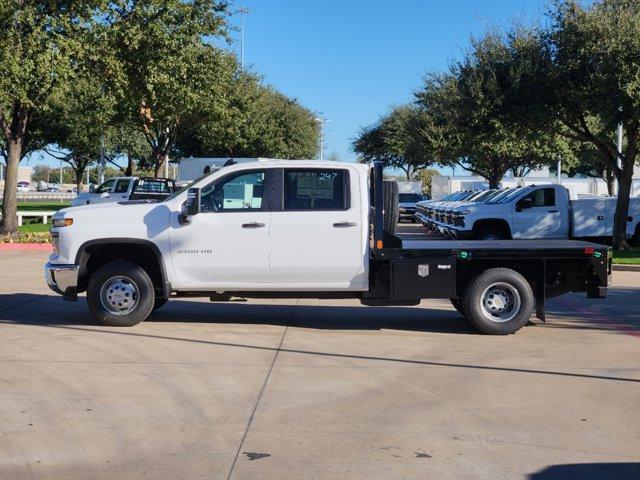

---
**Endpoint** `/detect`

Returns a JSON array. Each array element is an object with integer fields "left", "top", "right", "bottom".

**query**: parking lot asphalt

[{"left": 1, "top": 230, "right": 639, "bottom": 480}]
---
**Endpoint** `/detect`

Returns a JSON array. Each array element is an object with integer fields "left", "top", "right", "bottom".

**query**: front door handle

[
  {"left": 333, "top": 221, "right": 357, "bottom": 228},
  {"left": 548, "top": 210, "right": 559, "bottom": 213},
  {"left": 242, "top": 222, "right": 265, "bottom": 229}
]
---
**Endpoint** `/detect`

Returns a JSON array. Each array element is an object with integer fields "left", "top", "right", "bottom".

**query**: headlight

[
  {"left": 53, "top": 218, "right": 73, "bottom": 227},
  {"left": 457, "top": 210, "right": 471, "bottom": 215}
]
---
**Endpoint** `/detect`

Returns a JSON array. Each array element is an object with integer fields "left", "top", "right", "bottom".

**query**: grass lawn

[
  {"left": 15, "top": 201, "right": 71, "bottom": 212},
  {"left": 18, "top": 221, "right": 52, "bottom": 233},
  {"left": 613, "top": 247, "right": 640, "bottom": 265}
]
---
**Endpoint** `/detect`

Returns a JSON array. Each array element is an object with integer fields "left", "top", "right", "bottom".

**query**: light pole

[
  {"left": 315, "top": 117, "right": 327, "bottom": 160},
  {"left": 239, "top": 7, "right": 250, "bottom": 69},
  {"left": 99, "top": 134, "right": 105, "bottom": 184}
]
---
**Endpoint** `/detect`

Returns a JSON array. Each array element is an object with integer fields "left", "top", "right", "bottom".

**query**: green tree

[
  {"left": 416, "top": 32, "right": 568, "bottom": 189},
  {"left": 176, "top": 76, "right": 319, "bottom": 159},
  {"left": 0, "top": 1, "right": 97, "bottom": 234},
  {"left": 527, "top": 0, "right": 640, "bottom": 249},
  {"left": 418, "top": 168, "right": 440, "bottom": 197},
  {"left": 106, "top": 1, "right": 233, "bottom": 176},
  {"left": 353, "top": 104, "right": 437, "bottom": 180}
]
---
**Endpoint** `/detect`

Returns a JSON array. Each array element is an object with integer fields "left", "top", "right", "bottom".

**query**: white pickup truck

[
  {"left": 45, "top": 161, "right": 611, "bottom": 335},
  {"left": 71, "top": 177, "right": 176, "bottom": 207},
  {"left": 418, "top": 184, "right": 640, "bottom": 242}
]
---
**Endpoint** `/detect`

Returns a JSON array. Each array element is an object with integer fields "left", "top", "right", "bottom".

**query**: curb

[
  {"left": 0, "top": 243, "right": 53, "bottom": 251},
  {"left": 612, "top": 264, "right": 640, "bottom": 272}
]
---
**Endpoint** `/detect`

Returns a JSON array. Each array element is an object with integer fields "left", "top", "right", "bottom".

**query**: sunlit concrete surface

[{"left": 1, "top": 241, "right": 638, "bottom": 480}]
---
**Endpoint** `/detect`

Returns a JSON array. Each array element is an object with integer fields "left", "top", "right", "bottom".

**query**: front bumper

[{"left": 45, "top": 263, "right": 79, "bottom": 300}]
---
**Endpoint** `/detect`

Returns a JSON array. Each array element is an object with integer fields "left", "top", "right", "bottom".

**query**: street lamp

[
  {"left": 238, "top": 7, "right": 250, "bottom": 69},
  {"left": 315, "top": 117, "right": 327, "bottom": 161}
]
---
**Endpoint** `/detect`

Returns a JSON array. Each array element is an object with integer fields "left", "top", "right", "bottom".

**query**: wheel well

[
  {"left": 472, "top": 219, "right": 512, "bottom": 239},
  {"left": 77, "top": 242, "right": 166, "bottom": 296}
]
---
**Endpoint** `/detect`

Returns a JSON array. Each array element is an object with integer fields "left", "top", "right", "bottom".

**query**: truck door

[
  {"left": 113, "top": 178, "right": 132, "bottom": 202},
  {"left": 269, "top": 167, "right": 366, "bottom": 290},
  {"left": 512, "top": 187, "right": 567, "bottom": 239},
  {"left": 90, "top": 179, "right": 117, "bottom": 204},
  {"left": 169, "top": 169, "right": 273, "bottom": 287}
]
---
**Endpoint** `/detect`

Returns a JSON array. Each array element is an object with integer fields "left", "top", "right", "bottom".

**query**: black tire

[
  {"left": 153, "top": 297, "right": 169, "bottom": 311},
  {"left": 382, "top": 180, "right": 399, "bottom": 234},
  {"left": 476, "top": 228, "right": 505, "bottom": 240},
  {"left": 450, "top": 298, "right": 466, "bottom": 317},
  {"left": 463, "top": 268, "right": 534, "bottom": 335},
  {"left": 86, "top": 261, "right": 155, "bottom": 327}
]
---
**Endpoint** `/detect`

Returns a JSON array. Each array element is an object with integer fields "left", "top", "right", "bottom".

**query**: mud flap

[{"left": 535, "top": 261, "right": 546, "bottom": 322}]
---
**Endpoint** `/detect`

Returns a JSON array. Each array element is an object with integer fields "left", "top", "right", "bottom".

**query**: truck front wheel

[
  {"left": 87, "top": 261, "right": 155, "bottom": 327},
  {"left": 463, "top": 268, "right": 533, "bottom": 335}
]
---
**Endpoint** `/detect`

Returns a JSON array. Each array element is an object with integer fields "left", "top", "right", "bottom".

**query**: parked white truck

[
  {"left": 71, "top": 177, "right": 175, "bottom": 207},
  {"left": 46, "top": 161, "right": 611, "bottom": 335},
  {"left": 417, "top": 184, "right": 640, "bottom": 242}
]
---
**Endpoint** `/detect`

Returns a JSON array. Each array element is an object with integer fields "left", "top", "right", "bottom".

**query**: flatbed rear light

[{"left": 584, "top": 247, "right": 603, "bottom": 258}]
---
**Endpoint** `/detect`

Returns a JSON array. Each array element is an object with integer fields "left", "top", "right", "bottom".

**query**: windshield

[
  {"left": 486, "top": 188, "right": 517, "bottom": 204},
  {"left": 480, "top": 189, "right": 505, "bottom": 202},
  {"left": 399, "top": 193, "right": 423, "bottom": 203},
  {"left": 468, "top": 190, "right": 496, "bottom": 202},
  {"left": 164, "top": 173, "right": 210, "bottom": 202}
]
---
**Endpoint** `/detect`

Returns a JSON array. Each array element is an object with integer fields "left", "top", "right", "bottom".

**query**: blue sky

[
  {"left": 32, "top": 0, "right": 548, "bottom": 170},
  {"left": 228, "top": 0, "right": 548, "bottom": 166}
]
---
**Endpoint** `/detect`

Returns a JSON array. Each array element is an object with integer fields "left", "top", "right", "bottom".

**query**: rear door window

[
  {"left": 114, "top": 179, "right": 131, "bottom": 194},
  {"left": 283, "top": 169, "right": 349, "bottom": 210},
  {"left": 523, "top": 188, "right": 556, "bottom": 207}
]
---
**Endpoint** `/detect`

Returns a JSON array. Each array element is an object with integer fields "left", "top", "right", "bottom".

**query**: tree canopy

[
  {"left": 0, "top": 1, "right": 320, "bottom": 235},
  {"left": 353, "top": 104, "right": 439, "bottom": 180}
]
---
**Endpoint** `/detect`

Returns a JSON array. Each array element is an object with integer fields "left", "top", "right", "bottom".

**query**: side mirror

[
  {"left": 179, "top": 188, "right": 201, "bottom": 224},
  {"left": 89, "top": 184, "right": 95, "bottom": 193}
]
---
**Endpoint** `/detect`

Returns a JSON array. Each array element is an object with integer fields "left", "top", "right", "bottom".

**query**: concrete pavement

[{"left": 0, "top": 247, "right": 639, "bottom": 480}]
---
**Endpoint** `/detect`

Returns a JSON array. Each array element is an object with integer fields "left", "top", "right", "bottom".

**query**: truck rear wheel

[
  {"left": 87, "top": 261, "right": 155, "bottom": 327},
  {"left": 383, "top": 180, "right": 399, "bottom": 234},
  {"left": 476, "top": 228, "right": 504, "bottom": 240},
  {"left": 463, "top": 268, "right": 533, "bottom": 335}
]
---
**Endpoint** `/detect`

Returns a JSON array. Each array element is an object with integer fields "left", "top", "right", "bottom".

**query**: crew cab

[
  {"left": 71, "top": 177, "right": 175, "bottom": 207},
  {"left": 45, "top": 161, "right": 611, "bottom": 335},
  {"left": 438, "top": 184, "right": 640, "bottom": 242}
]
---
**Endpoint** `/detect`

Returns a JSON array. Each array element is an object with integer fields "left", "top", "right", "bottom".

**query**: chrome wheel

[
  {"left": 480, "top": 282, "right": 521, "bottom": 323},
  {"left": 100, "top": 276, "right": 139, "bottom": 315}
]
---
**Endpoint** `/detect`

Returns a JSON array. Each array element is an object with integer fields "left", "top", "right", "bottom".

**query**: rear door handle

[
  {"left": 242, "top": 222, "right": 265, "bottom": 229},
  {"left": 333, "top": 221, "right": 357, "bottom": 228}
]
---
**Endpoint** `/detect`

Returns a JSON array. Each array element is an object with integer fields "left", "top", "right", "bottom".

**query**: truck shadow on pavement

[
  {"left": 528, "top": 462, "right": 640, "bottom": 480},
  {"left": 0, "top": 293, "right": 478, "bottom": 334},
  {"left": 2, "top": 294, "right": 639, "bottom": 384},
  {"left": 1, "top": 289, "right": 639, "bottom": 337}
]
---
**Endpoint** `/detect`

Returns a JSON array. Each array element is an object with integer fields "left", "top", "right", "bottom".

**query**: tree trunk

[
  {"left": 125, "top": 155, "right": 134, "bottom": 176},
  {"left": 75, "top": 168, "right": 84, "bottom": 194},
  {"left": 487, "top": 170, "right": 503, "bottom": 189},
  {"left": 612, "top": 164, "right": 634, "bottom": 250},
  {"left": 605, "top": 168, "right": 615, "bottom": 197},
  {"left": 0, "top": 139, "right": 22, "bottom": 235},
  {"left": 152, "top": 150, "right": 167, "bottom": 177}
]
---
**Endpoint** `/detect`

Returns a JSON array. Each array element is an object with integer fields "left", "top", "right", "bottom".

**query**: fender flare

[{"left": 75, "top": 238, "right": 171, "bottom": 298}]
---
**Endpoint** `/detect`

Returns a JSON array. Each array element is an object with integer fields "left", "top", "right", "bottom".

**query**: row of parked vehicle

[{"left": 416, "top": 183, "right": 640, "bottom": 243}]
